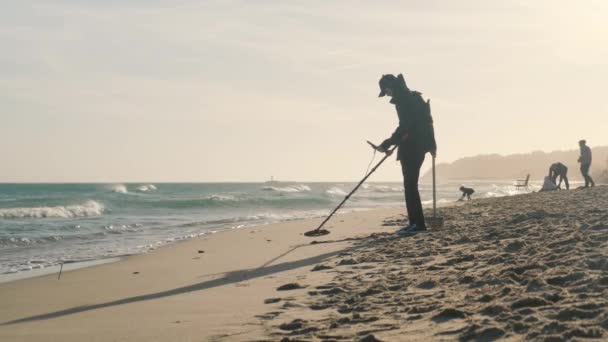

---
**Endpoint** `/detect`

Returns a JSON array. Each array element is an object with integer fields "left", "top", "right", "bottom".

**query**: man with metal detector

[{"left": 376, "top": 74, "right": 437, "bottom": 234}]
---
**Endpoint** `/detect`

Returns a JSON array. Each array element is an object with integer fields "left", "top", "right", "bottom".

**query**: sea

[{"left": 0, "top": 181, "right": 540, "bottom": 281}]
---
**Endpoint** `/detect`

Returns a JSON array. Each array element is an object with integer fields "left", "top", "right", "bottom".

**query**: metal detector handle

[{"left": 310, "top": 145, "right": 397, "bottom": 234}]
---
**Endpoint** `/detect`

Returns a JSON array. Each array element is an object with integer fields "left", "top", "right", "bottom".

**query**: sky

[{"left": 1, "top": 0, "right": 607, "bottom": 182}]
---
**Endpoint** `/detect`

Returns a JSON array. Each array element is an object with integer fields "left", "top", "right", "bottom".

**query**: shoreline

[
  {"left": 0, "top": 206, "right": 406, "bottom": 341},
  {"left": 0, "top": 201, "right": 461, "bottom": 285}
]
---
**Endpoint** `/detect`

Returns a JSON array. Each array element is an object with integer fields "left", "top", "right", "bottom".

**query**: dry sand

[{"left": 1, "top": 187, "right": 607, "bottom": 341}]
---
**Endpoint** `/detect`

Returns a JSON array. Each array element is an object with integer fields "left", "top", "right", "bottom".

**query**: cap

[{"left": 378, "top": 74, "right": 398, "bottom": 97}]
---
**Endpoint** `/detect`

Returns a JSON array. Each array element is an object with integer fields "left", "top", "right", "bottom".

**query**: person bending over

[
  {"left": 549, "top": 162, "right": 569, "bottom": 190},
  {"left": 459, "top": 186, "right": 475, "bottom": 201}
]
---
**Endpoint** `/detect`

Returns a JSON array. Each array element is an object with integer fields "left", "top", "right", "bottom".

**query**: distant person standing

[
  {"left": 459, "top": 186, "right": 475, "bottom": 201},
  {"left": 375, "top": 74, "right": 437, "bottom": 233},
  {"left": 578, "top": 140, "right": 595, "bottom": 188},
  {"left": 549, "top": 162, "right": 569, "bottom": 190}
]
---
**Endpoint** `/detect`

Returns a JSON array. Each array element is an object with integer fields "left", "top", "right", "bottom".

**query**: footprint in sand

[
  {"left": 431, "top": 308, "right": 467, "bottom": 322},
  {"left": 277, "top": 283, "right": 306, "bottom": 291}
]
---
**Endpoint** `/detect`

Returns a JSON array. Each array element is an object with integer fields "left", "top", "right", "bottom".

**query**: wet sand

[{"left": 1, "top": 187, "right": 607, "bottom": 341}]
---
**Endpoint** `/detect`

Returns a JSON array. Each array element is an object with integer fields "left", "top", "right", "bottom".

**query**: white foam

[
  {"left": 0, "top": 200, "right": 105, "bottom": 219},
  {"left": 111, "top": 184, "right": 128, "bottom": 193},
  {"left": 136, "top": 184, "right": 157, "bottom": 192},
  {"left": 365, "top": 185, "right": 403, "bottom": 193},
  {"left": 261, "top": 184, "right": 311, "bottom": 193},
  {"left": 207, "top": 194, "right": 237, "bottom": 201},
  {"left": 325, "top": 187, "right": 347, "bottom": 196},
  {"left": 483, "top": 184, "right": 536, "bottom": 198}
]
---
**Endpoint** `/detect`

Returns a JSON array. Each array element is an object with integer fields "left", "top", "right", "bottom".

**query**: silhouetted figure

[
  {"left": 578, "top": 140, "right": 595, "bottom": 188},
  {"left": 549, "top": 162, "right": 569, "bottom": 190},
  {"left": 459, "top": 186, "right": 475, "bottom": 201},
  {"left": 376, "top": 74, "right": 436, "bottom": 233}
]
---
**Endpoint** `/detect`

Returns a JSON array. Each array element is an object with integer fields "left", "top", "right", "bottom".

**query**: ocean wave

[
  {"left": 325, "top": 187, "right": 347, "bottom": 196},
  {"left": 136, "top": 184, "right": 157, "bottom": 192},
  {"left": 103, "top": 223, "right": 144, "bottom": 234},
  {"left": 0, "top": 200, "right": 105, "bottom": 219},
  {"left": 206, "top": 194, "right": 237, "bottom": 201},
  {"left": 364, "top": 185, "right": 403, "bottom": 193},
  {"left": 111, "top": 184, "right": 128, "bottom": 194},
  {"left": 0, "top": 235, "right": 65, "bottom": 247},
  {"left": 260, "top": 184, "right": 312, "bottom": 193},
  {"left": 483, "top": 184, "right": 534, "bottom": 198}
]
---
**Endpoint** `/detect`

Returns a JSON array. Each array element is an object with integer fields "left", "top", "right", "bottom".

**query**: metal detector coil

[
  {"left": 304, "top": 228, "right": 330, "bottom": 237},
  {"left": 303, "top": 143, "right": 397, "bottom": 237}
]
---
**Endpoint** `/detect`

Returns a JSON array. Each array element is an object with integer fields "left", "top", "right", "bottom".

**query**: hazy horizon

[{"left": 2, "top": 1, "right": 607, "bottom": 182}]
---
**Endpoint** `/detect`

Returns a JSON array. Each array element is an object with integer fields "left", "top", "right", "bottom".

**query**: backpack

[{"left": 410, "top": 91, "right": 436, "bottom": 153}]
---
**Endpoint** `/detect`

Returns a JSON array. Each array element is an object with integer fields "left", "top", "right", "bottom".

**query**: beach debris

[
  {"left": 264, "top": 298, "right": 282, "bottom": 304},
  {"left": 277, "top": 283, "right": 306, "bottom": 291},
  {"left": 57, "top": 262, "right": 64, "bottom": 280},
  {"left": 197, "top": 250, "right": 205, "bottom": 254},
  {"left": 132, "top": 271, "right": 139, "bottom": 275}
]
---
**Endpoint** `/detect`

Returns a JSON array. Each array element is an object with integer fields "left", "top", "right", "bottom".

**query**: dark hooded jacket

[{"left": 380, "top": 79, "right": 437, "bottom": 159}]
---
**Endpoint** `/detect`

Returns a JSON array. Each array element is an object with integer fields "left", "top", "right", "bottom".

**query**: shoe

[{"left": 396, "top": 224, "right": 427, "bottom": 235}]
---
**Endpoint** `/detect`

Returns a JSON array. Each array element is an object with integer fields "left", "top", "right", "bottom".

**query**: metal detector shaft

[{"left": 309, "top": 145, "right": 397, "bottom": 235}]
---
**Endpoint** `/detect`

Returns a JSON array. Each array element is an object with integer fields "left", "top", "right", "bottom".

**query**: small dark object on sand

[
  {"left": 264, "top": 298, "right": 282, "bottom": 304},
  {"left": 132, "top": 271, "right": 139, "bottom": 275},
  {"left": 198, "top": 250, "right": 205, "bottom": 254}
]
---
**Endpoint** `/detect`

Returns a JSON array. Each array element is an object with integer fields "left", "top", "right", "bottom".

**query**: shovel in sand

[{"left": 426, "top": 156, "right": 444, "bottom": 229}]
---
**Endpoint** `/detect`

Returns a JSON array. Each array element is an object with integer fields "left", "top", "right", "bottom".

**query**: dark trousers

[
  {"left": 400, "top": 150, "right": 426, "bottom": 227},
  {"left": 552, "top": 172, "right": 569, "bottom": 190},
  {"left": 580, "top": 163, "right": 595, "bottom": 187}
]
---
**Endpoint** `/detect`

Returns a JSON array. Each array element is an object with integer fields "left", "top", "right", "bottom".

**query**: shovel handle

[{"left": 432, "top": 156, "right": 437, "bottom": 218}]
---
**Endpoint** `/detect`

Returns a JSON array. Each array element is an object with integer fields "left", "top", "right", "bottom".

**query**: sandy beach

[{"left": 1, "top": 187, "right": 607, "bottom": 341}]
